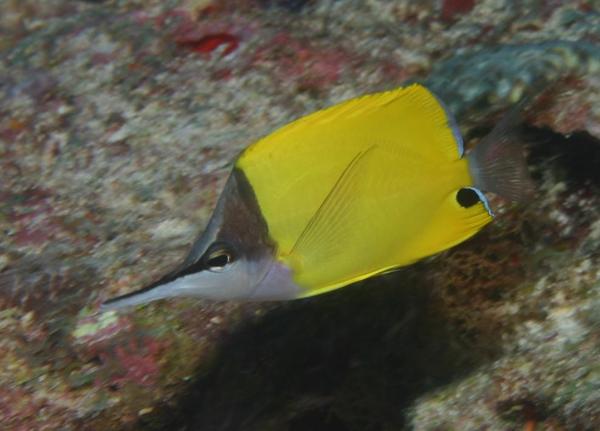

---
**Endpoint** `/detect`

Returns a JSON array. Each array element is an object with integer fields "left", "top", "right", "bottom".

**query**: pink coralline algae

[
  {"left": 0, "top": 118, "right": 27, "bottom": 142},
  {"left": 1, "top": 387, "right": 52, "bottom": 430},
  {"left": 4, "top": 188, "right": 61, "bottom": 247},
  {"left": 253, "top": 32, "right": 349, "bottom": 91},
  {"left": 441, "top": 0, "right": 476, "bottom": 22},
  {"left": 102, "top": 337, "right": 166, "bottom": 388},
  {"left": 531, "top": 77, "right": 597, "bottom": 137},
  {"left": 176, "top": 32, "right": 240, "bottom": 56},
  {"left": 72, "top": 314, "right": 164, "bottom": 388},
  {"left": 153, "top": 7, "right": 246, "bottom": 57}
]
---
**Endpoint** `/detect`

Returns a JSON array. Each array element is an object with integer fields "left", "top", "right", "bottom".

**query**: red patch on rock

[
  {"left": 441, "top": 0, "right": 476, "bottom": 22},
  {"left": 90, "top": 52, "right": 115, "bottom": 66},
  {"left": 176, "top": 32, "right": 240, "bottom": 56},
  {"left": 530, "top": 78, "right": 594, "bottom": 135},
  {"left": 6, "top": 187, "right": 66, "bottom": 247},
  {"left": 253, "top": 32, "right": 349, "bottom": 92},
  {"left": 13, "top": 227, "right": 53, "bottom": 246},
  {"left": 155, "top": 8, "right": 249, "bottom": 59},
  {"left": 98, "top": 336, "right": 166, "bottom": 388},
  {"left": 0, "top": 118, "right": 28, "bottom": 141},
  {"left": 211, "top": 68, "right": 233, "bottom": 80}
]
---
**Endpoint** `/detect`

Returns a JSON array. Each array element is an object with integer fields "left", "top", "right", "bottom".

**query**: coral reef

[{"left": 0, "top": 0, "right": 599, "bottom": 429}]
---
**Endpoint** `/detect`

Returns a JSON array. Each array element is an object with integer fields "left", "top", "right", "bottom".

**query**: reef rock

[{"left": 1, "top": 1, "right": 599, "bottom": 430}]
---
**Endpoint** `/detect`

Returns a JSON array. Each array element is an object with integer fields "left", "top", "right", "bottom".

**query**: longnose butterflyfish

[{"left": 102, "top": 83, "right": 531, "bottom": 309}]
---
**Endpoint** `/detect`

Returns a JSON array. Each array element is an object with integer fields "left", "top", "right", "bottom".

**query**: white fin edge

[
  {"left": 465, "top": 186, "right": 494, "bottom": 217},
  {"left": 430, "top": 91, "right": 465, "bottom": 158}
]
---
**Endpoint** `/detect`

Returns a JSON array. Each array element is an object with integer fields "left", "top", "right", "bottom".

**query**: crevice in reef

[
  {"left": 524, "top": 126, "right": 600, "bottom": 188},
  {"left": 141, "top": 268, "right": 505, "bottom": 431}
]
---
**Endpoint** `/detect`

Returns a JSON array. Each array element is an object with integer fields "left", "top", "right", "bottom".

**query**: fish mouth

[{"left": 99, "top": 262, "right": 199, "bottom": 311}]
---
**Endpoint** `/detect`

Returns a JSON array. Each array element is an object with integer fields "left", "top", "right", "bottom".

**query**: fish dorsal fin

[
  {"left": 289, "top": 146, "right": 376, "bottom": 262},
  {"left": 244, "top": 84, "right": 464, "bottom": 163}
]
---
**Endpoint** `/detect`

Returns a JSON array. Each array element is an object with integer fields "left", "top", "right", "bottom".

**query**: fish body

[{"left": 102, "top": 83, "right": 530, "bottom": 309}]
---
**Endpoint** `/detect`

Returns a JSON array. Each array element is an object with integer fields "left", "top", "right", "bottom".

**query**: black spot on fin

[
  {"left": 456, "top": 188, "right": 480, "bottom": 208},
  {"left": 457, "top": 186, "right": 493, "bottom": 216}
]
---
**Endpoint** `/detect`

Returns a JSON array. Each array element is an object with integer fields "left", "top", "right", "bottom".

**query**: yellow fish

[{"left": 102, "top": 83, "right": 531, "bottom": 309}]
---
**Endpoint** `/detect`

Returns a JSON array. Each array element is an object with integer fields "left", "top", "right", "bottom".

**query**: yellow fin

[{"left": 241, "top": 83, "right": 464, "bottom": 165}]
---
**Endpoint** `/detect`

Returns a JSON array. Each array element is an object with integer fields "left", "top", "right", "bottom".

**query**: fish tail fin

[{"left": 467, "top": 107, "right": 534, "bottom": 203}]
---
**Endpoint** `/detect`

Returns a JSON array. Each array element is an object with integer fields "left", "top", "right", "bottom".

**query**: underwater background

[{"left": 0, "top": 0, "right": 599, "bottom": 430}]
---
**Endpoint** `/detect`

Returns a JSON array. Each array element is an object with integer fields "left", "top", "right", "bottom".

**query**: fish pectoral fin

[{"left": 289, "top": 146, "right": 376, "bottom": 263}]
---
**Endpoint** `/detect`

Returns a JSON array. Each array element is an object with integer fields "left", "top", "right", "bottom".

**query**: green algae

[{"left": 72, "top": 310, "right": 119, "bottom": 340}]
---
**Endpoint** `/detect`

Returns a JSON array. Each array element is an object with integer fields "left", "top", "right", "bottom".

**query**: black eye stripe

[
  {"left": 204, "top": 245, "right": 235, "bottom": 272},
  {"left": 206, "top": 252, "right": 231, "bottom": 268},
  {"left": 175, "top": 258, "right": 206, "bottom": 278},
  {"left": 171, "top": 243, "right": 235, "bottom": 278}
]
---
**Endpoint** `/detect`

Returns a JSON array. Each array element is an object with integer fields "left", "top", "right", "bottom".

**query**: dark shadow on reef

[
  {"left": 140, "top": 267, "right": 500, "bottom": 431},
  {"left": 524, "top": 127, "right": 600, "bottom": 188}
]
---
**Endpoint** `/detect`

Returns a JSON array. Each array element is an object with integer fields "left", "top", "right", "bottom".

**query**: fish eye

[{"left": 205, "top": 246, "right": 234, "bottom": 272}]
